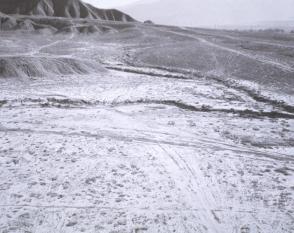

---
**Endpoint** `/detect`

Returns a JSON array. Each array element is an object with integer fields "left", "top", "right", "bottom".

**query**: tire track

[
  {"left": 155, "top": 27, "right": 294, "bottom": 73},
  {"left": 1, "top": 126, "right": 292, "bottom": 163},
  {"left": 156, "top": 145, "right": 224, "bottom": 233}
]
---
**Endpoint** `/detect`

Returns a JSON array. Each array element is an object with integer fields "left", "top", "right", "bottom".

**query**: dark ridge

[
  {"left": 3, "top": 97, "right": 294, "bottom": 119},
  {"left": 105, "top": 66, "right": 190, "bottom": 80},
  {"left": 123, "top": 99, "right": 294, "bottom": 119},
  {"left": 117, "top": 62, "right": 294, "bottom": 115},
  {"left": 208, "top": 74, "right": 294, "bottom": 114},
  {"left": 0, "top": 0, "right": 135, "bottom": 22}
]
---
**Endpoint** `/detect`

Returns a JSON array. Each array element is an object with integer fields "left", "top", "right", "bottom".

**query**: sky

[
  {"left": 83, "top": 0, "right": 140, "bottom": 8},
  {"left": 84, "top": 0, "right": 294, "bottom": 27}
]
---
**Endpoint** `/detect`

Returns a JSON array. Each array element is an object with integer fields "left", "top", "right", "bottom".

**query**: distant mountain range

[{"left": 0, "top": 0, "right": 135, "bottom": 22}]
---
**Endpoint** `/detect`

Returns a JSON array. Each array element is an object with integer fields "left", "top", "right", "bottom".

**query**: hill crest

[{"left": 0, "top": 0, "right": 135, "bottom": 22}]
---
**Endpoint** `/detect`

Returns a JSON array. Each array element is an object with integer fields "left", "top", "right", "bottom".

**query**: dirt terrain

[{"left": 0, "top": 19, "right": 294, "bottom": 233}]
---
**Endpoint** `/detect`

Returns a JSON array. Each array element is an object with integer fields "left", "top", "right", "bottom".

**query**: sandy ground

[{"left": 0, "top": 24, "right": 294, "bottom": 233}]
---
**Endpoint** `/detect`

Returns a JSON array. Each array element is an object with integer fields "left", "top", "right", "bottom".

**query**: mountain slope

[{"left": 0, "top": 0, "right": 135, "bottom": 22}]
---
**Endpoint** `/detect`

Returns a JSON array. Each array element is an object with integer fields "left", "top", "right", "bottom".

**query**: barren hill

[{"left": 0, "top": 0, "right": 135, "bottom": 22}]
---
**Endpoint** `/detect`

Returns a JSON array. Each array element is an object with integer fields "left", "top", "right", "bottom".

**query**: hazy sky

[
  {"left": 84, "top": 0, "right": 294, "bottom": 27},
  {"left": 83, "top": 0, "right": 140, "bottom": 8}
]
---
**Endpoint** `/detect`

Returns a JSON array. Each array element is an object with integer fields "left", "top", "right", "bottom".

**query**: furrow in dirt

[
  {"left": 113, "top": 63, "right": 294, "bottom": 114},
  {"left": 208, "top": 74, "right": 294, "bottom": 114},
  {"left": 105, "top": 65, "right": 191, "bottom": 80},
  {"left": 2, "top": 97, "right": 294, "bottom": 119}
]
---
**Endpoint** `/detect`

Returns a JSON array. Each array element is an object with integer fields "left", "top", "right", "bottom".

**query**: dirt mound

[
  {"left": 0, "top": 0, "right": 135, "bottom": 22},
  {"left": 0, "top": 56, "right": 106, "bottom": 78}
]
